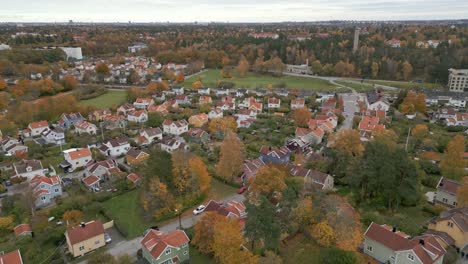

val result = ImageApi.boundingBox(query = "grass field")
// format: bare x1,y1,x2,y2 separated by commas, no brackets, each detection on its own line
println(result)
335,80,374,92
184,70,338,91
190,245,214,264
360,79,441,90
80,90,126,108
102,189,151,239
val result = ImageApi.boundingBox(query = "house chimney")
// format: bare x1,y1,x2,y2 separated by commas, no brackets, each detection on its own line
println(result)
269,146,272,151
80,222,86,228
392,227,397,232
419,239,425,246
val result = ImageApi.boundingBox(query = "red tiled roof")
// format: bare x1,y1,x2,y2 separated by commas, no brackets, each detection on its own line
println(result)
29,120,48,129
14,224,32,236
141,230,190,260
82,175,99,186
66,221,105,245
0,249,23,264
67,148,92,160
127,173,141,183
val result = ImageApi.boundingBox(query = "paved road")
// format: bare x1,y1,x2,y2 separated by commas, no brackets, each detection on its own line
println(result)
78,193,245,263
339,93,360,131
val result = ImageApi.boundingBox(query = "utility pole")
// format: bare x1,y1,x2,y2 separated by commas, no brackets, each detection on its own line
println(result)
405,126,411,152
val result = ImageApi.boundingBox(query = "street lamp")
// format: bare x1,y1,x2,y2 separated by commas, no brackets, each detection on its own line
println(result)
175,208,182,230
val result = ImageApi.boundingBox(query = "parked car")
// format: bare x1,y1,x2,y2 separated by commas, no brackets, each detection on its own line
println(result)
192,205,206,215
104,233,112,244
237,186,247,194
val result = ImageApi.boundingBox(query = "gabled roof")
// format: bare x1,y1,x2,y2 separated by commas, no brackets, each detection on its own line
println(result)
430,207,468,232
28,120,48,129
204,200,246,218
0,249,23,264
14,159,43,174
30,175,61,188
141,230,190,260
82,175,100,186
65,148,92,160
126,148,149,159
106,137,129,147
14,224,32,236
436,177,463,195
127,173,141,184
141,127,162,137
66,220,105,245
163,119,188,128
259,146,290,159
75,121,96,130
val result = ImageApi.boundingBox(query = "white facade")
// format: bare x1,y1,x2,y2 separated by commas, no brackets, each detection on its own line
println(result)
448,69,468,93
163,120,188,136
64,148,92,171
59,47,83,60
368,101,390,112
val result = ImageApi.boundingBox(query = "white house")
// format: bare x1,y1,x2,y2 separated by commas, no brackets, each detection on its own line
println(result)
74,121,97,135
133,98,154,109
28,120,49,137
139,127,163,144
62,148,93,172
198,87,210,95
208,109,223,119
365,90,390,112
291,98,306,109
268,97,281,109
162,119,189,136
41,127,66,145
216,88,230,96
30,175,62,208
13,159,45,181
99,138,131,157
127,110,148,123
160,137,188,153
85,159,120,180
172,87,184,95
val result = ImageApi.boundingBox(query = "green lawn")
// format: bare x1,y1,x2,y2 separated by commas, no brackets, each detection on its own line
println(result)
335,80,374,92
102,189,152,239
190,245,215,264
361,79,442,90
80,90,126,108
184,70,338,91
209,178,237,200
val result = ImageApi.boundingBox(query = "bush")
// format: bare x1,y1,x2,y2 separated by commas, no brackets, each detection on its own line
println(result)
422,204,445,216
320,248,358,264
421,175,440,188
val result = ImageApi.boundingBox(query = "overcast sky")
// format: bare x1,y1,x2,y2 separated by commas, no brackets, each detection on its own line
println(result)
1,0,467,22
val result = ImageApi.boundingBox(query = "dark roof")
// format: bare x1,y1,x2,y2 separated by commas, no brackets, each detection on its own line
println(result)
14,159,43,174
432,207,468,232
436,177,463,195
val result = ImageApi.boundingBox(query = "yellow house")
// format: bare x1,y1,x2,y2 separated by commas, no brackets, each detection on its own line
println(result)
188,113,209,127
427,207,468,249
126,148,150,166
65,220,106,257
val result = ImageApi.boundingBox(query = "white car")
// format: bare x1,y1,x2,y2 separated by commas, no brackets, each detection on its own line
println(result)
192,205,206,215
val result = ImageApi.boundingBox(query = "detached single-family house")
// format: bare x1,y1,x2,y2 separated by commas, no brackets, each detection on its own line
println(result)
188,113,209,127
58,113,85,129
208,109,223,119
117,103,136,116
198,87,210,95
434,177,464,207
187,128,210,143
103,115,127,130
14,224,32,237
137,127,163,145
30,175,62,208
241,158,265,183
267,97,281,109
141,229,190,264
216,88,230,96
199,96,213,105
160,137,188,153
259,146,291,164
85,159,120,180
204,200,247,219
162,120,189,136
364,222,446,264
65,220,106,258
88,109,112,122
13,159,44,181
28,120,49,137
127,110,148,123
127,173,141,186
427,207,468,249
82,175,100,190
291,167,334,191
0,249,24,264
291,98,306,109
175,94,190,105
365,90,390,112
99,138,131,157
126,148,150,166
41,127,66,145
134,98,154,109
62,148,92,172
1,137,28,156
74,121,97,135
172,87,184,95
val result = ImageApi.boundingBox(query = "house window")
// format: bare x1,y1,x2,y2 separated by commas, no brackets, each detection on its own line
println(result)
366,245,373,252
183,251,188,255
182,243,188,248
448,222,454,228
454,202,457,206
55,188,59,193
160,260,172,264
79,245,85,251
442,198,448,203
41,196,46,201
165,248,171,255
408,254,414,261
94,240,100,245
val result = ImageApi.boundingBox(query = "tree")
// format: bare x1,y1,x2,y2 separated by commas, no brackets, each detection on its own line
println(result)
61,75,78,90
192,80,203,89
0,92,10,110
456,177,468,207
212,218,258,264
189,156,211,194
245,196,281,250
145,82,158,95
320,248,358,264
0,79,7,90
371,62,379,78
291,108,312,127
0,215,14,232
176,73,185,83
247,165,287,203
95,63,110,76
402,61,413,81
331,129,364,158
259,251,283,264
399,91,426,114
126,87,143,102
237,57,250,77
311,60,322,75
193,212,227,254
292,197,314,228
208,117,237,136
309,221,336,247
412,124,429,141
63,210,84,225
440,135,466,180
172,151,191,194
216,131,245,182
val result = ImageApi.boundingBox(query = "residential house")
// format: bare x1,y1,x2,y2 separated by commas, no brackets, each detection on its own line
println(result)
216,101,235,111
82,175,100,190
134,98,154,109
58,113,85,129
267,97,281,109
208,109,223,119
188,113,209,127
365,90,390,112
127,173,141,186
434,177,464,207
88,109,112,122
259,146,291,164
99,138,131,157
291,98,306,109
65,220,106,258
295,127,324,145
13,159,44,181
386,38,402,48
446,113,468,127
141,229,190,264
427,207,468,249
241,158,265,183
1,137,28,156
0,249,24,264
41,127,66,145
103,115,127,130
275,89,289,97
137,127,163,145
85,159,120,180
240,97,257,109
175,94,190,105
435,108,456,120
199,96,212,105
235,88,247,97
290,166,334,191
162,120,189,136
172,87,184,95
187,128,210,143
198,87,210,95
127,110,148,123
126,148,150,166
30,175,62,208
204,200,247,219
62,148,92,172
160,137,188,153
28,120,49,137
249,101,263,114
364,222,445,264
74,121,97,135
14,224,32,237
117,103,136,116
216,88,230,96
154,92,166,102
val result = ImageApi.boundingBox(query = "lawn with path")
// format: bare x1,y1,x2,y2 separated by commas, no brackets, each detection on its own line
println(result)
80,90,126,108
183,69,338,91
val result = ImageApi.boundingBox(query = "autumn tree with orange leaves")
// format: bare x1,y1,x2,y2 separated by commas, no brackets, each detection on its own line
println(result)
399,91,426,114
440,135,466,181
247,165,287,203
309,221,336,247
63,210,84,226
291,108,312,127
189,156,212,194
331,129,364,158
216,131,245,183
192,80,203,89
208,116,237,136
61,75,79,90
176,73,185,83
456,177,468,208
193,212,226,254
237,57,250,77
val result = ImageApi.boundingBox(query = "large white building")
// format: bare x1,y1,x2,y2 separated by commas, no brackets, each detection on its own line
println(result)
59,47,83,60
448,69,468,92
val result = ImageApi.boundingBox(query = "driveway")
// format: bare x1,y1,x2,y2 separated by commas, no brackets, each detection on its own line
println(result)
78,193,245,263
